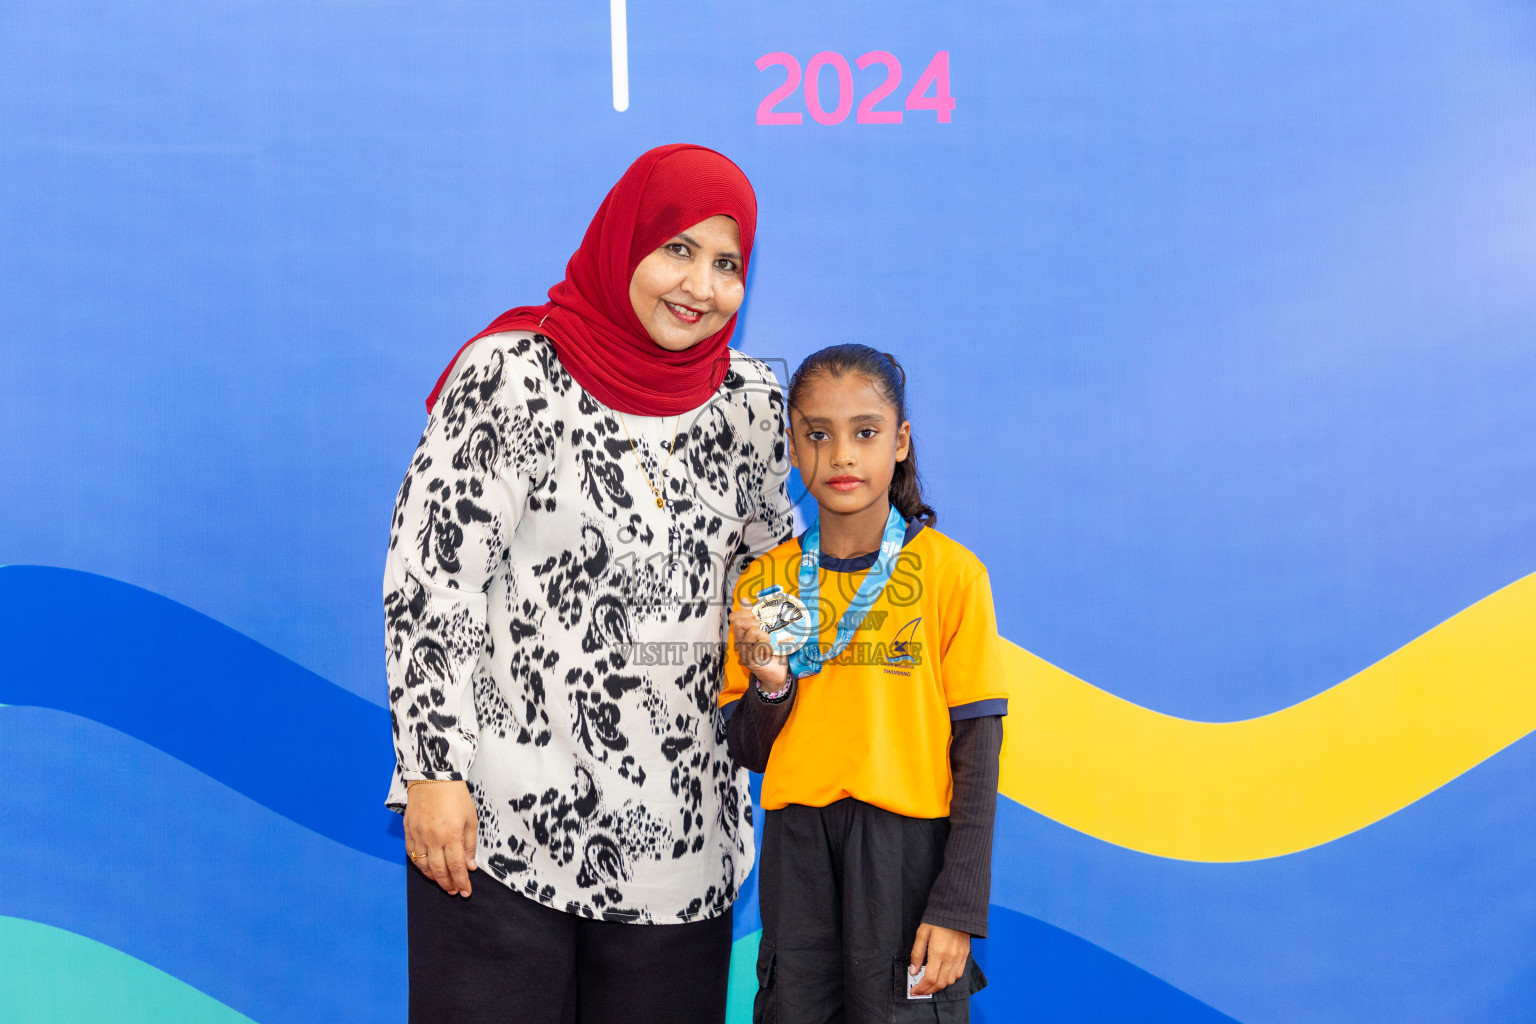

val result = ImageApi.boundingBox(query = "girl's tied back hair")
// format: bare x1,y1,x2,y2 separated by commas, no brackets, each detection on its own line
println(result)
787,344,937,527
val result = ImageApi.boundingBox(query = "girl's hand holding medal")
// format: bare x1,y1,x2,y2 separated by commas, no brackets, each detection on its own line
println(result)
729,599,788,691
729,586,807,693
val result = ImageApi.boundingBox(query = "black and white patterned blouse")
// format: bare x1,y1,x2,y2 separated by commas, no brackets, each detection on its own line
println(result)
384,331,793,924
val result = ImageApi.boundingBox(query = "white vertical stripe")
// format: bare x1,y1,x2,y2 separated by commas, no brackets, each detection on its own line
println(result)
610,0,629,112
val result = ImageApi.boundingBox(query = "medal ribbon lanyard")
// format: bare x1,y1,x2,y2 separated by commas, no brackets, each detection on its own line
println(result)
787,503,907,679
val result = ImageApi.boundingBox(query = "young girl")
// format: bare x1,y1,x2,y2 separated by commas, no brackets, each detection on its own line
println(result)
722,345,1008,1023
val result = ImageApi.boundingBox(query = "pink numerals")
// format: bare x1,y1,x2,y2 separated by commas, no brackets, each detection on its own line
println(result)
855,51,902,124
804,52,854,125
905,51,955,122
754,51,953,126
755,53,803,125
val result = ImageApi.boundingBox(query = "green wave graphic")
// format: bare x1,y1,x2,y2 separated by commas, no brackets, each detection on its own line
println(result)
0,916,257,1024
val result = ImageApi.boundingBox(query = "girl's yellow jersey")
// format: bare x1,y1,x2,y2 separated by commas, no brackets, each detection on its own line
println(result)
721,521,1009,818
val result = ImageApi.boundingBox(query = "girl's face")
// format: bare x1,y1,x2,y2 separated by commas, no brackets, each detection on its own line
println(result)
788,372,911,518
628,215,745,352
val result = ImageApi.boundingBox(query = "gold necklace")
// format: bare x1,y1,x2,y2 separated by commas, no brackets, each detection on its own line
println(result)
618,413,683,510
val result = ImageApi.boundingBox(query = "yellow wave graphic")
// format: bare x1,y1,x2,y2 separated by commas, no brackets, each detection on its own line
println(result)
997,571,1536,862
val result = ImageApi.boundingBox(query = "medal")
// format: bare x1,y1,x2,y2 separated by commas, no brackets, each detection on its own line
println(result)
787,503,907,679
752,585,812,656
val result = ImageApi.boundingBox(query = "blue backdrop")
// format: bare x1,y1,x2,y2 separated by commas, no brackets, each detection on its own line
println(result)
3,2,1535,1021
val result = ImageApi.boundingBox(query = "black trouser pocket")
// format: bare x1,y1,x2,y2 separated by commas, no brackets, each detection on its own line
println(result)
753,937,778,1024
890,954,988,1021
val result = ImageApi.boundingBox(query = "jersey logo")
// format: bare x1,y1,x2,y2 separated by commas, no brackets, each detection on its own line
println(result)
888,616,922,664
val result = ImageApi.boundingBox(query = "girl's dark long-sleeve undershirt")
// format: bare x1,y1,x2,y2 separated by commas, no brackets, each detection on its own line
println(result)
725,676,1003,937
724,674,797,774
920,713,1002,937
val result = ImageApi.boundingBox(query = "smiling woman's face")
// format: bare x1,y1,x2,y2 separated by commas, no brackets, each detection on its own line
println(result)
628,215,745,352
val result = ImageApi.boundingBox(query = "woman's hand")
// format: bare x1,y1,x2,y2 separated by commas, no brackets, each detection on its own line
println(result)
404,780,479,897
908,923,971,996
729,599,789,691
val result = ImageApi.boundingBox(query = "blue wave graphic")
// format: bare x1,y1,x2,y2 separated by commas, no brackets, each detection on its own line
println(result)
3,701,1245,1024
0,565,766,938
0,705,404,1024
733,771,765,939
972,906,1240,1023
0,565,401,861
7,566,1534,1023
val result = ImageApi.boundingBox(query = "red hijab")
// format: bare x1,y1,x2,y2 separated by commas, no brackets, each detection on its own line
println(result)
425,144,758,415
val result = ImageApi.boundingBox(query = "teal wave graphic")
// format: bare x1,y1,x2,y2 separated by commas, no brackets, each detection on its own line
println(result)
0,705,405,1024
0,916,257,1024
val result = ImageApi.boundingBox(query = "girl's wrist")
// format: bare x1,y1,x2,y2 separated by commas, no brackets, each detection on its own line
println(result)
753,671,795,704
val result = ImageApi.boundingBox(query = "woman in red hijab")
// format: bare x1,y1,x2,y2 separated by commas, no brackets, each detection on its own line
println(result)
384,145,793,1023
